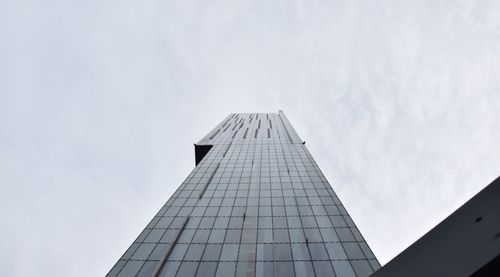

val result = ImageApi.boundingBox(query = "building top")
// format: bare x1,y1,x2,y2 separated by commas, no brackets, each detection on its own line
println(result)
197,111,302,146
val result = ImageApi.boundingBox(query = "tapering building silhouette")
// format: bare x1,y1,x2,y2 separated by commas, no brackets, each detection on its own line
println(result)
107,111,380,277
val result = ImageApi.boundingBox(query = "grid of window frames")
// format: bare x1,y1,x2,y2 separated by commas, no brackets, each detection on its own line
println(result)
107,113,380,277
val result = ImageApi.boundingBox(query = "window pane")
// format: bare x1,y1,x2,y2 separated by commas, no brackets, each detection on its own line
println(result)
192,230,211,243
238,244,256,261
289,229,305,243
257,244,274,261
184,244,205,261
287,217,302,228
291,244,310,261
136,261,157,277
294,261,315,277
131,243,155,260
208,229,226,243
196,262,217,277
259,217,272,229
178,229,195,243
225,229,242,243
159,261,180,277
304,229,322,242
176,261,199,277
220,244,239,261
161,230,179,243
313,261,334,276
331,261,355,277
274,244,292,261
351,260,374,277
214,217,229,229
216,262,236,277
117,261,143,277
228,217,244,229
336,228,355,241
325,242,347,260
149,243,170,260
308,243,328,260
198,217,215,229
167,244,188,260
274,229,290,243
258,229,273,243
319,228,339,242
202,244,222,261
256,262,274,277
275,262,295,277
343,242,365,259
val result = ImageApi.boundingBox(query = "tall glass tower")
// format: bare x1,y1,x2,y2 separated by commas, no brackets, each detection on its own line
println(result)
107,111,380,277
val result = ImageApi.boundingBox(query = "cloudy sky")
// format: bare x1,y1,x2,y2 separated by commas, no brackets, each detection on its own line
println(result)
1,0,500,276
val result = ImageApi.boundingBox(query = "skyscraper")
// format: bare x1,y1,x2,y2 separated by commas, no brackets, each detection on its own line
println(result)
107,111,380,277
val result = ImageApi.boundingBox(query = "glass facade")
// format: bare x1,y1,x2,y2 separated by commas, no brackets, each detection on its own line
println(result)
107,111,380,277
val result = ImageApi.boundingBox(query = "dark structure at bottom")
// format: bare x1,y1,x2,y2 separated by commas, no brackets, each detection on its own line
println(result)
373,176,500,277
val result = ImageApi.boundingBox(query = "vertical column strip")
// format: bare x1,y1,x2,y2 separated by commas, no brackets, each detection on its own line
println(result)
278,114,294,144
199,163,220,199
151,216,190,277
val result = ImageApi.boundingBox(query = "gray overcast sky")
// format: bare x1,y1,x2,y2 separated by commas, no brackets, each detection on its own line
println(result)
1,1,500,276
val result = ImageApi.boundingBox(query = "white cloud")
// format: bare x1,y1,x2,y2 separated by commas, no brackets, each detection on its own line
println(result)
1,0,499,275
